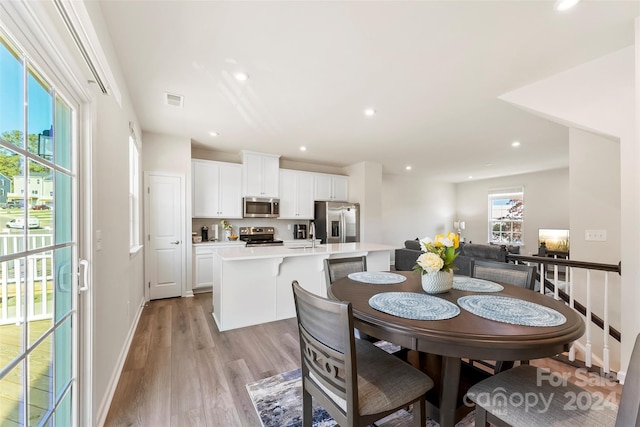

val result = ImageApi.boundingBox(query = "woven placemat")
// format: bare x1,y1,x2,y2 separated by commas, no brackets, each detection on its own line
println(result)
369,292,460,320
457,295,566,327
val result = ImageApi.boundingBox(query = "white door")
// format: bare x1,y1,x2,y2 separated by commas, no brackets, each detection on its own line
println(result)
146,173,184,299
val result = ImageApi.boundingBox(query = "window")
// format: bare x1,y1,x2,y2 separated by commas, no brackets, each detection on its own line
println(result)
488,188,523,245
129,128,141,251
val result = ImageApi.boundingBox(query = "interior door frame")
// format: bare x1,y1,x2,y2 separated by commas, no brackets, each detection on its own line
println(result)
143,171,187,301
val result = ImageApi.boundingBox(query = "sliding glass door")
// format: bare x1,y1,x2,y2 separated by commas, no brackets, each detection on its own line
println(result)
0,30,80,426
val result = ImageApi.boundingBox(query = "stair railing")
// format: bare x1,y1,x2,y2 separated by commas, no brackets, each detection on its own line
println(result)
507,250,621,375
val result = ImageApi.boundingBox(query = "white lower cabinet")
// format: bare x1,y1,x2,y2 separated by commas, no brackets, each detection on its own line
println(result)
193,242,244,290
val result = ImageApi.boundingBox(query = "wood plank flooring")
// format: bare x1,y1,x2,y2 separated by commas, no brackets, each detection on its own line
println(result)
104,293,622,427
104,293,300,427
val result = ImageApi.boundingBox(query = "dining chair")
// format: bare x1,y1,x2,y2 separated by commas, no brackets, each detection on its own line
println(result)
324,256,368,288
469,259,537,373
292,280,433,427
470,259,537,291
467,333,640,427
323,257,406,358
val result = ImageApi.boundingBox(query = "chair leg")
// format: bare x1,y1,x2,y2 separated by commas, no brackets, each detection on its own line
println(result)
302,388,313,427
411,397,426,427
475,406,489,427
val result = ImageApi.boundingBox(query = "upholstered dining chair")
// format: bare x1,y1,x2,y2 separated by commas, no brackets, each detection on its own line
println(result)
324,256,368,288
470,259,538,373
470,259,537,291
292,280,433,427
467,333,640,427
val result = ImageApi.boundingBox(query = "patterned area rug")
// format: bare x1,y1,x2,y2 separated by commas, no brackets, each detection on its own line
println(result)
246,368,475,427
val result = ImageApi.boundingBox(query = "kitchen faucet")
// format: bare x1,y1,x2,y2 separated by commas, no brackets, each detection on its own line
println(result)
309,221,316,248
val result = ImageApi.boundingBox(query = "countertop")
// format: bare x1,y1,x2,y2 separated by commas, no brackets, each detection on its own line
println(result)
193,240,246,247
212,242,397,261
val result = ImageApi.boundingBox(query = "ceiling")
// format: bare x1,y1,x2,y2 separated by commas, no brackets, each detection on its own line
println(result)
98,1,638,182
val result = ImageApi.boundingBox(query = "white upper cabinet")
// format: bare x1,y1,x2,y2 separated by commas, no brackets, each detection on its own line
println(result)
242,151,280,198
313,173,348,201
279,169,314,219
192,159,242,218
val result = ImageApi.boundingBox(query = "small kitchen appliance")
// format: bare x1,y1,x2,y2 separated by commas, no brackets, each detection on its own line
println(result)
201,226,209,242
293,224,307,239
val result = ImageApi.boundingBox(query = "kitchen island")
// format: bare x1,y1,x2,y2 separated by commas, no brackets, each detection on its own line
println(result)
211,242,396,331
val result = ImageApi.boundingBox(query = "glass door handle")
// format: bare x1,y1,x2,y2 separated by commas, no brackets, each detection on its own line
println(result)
78,259,89,292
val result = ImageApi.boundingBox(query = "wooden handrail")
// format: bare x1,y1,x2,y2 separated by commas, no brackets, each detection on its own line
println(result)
507,253,621,274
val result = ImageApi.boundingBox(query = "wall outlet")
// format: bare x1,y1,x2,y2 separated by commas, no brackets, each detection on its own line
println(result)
585,229,607,241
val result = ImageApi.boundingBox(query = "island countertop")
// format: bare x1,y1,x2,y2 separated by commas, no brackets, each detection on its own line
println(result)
212,242,397,261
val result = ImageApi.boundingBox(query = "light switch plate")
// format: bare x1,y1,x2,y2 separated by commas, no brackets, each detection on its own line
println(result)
585,229,607,241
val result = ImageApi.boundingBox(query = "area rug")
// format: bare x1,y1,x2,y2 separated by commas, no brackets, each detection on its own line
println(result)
246,368,475,427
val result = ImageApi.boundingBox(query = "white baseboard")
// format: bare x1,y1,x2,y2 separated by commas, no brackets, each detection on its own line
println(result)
95,297,145,427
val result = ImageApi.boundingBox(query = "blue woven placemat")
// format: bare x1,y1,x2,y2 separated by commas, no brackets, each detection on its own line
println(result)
453,276,503,292
348,272,407,284
457,295,566,327
369,292,460,320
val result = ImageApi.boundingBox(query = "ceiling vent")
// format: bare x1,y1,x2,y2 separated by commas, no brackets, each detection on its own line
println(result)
165,92,184,107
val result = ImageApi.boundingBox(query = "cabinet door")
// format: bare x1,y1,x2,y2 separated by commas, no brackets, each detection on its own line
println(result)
261,155,280,197
218,163,242,218
278,169,298,219
192,160,220,217
313,173,333,201
242,152,280,197
194,250,214,288
331,175,349,202
296,172,314,218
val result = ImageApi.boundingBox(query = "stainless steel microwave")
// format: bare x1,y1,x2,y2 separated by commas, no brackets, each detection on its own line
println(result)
243,197,280,218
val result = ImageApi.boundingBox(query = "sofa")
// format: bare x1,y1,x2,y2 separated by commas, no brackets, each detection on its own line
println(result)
394,240,520,276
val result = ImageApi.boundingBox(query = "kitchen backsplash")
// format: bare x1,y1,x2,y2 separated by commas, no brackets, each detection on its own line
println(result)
192,218,311,241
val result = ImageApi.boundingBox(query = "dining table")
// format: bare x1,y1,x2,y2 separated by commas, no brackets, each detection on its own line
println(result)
328,270,585,427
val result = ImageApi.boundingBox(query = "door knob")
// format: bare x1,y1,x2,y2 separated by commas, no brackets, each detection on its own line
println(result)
170,240,180,244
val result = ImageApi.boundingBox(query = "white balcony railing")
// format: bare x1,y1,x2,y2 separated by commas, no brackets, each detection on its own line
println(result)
0,233,54,325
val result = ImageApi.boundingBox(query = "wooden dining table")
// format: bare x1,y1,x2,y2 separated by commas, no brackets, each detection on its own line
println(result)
328,271,585,427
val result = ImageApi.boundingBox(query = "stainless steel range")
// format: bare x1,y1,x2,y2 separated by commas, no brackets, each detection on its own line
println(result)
239,227,284,247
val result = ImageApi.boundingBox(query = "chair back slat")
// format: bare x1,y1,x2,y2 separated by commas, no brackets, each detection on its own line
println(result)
472,259,536,290
292,281,357,412
324,256,367,286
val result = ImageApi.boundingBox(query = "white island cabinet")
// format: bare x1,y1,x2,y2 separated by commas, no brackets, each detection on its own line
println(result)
211,243,395,331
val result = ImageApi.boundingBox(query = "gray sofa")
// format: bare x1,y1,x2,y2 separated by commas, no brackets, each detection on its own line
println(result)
394,240,520,276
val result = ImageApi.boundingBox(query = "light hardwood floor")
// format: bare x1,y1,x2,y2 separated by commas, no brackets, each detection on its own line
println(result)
104,292,622,426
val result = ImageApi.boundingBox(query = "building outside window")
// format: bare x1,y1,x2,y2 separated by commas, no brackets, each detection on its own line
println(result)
488,188,524,245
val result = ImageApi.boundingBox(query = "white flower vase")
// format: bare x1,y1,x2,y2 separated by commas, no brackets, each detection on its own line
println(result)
421,270,453,294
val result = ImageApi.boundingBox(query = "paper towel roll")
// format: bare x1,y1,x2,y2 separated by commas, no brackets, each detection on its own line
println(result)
213,224,219,241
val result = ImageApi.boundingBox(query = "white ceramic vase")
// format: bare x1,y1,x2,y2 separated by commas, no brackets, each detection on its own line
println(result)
421,270,453,294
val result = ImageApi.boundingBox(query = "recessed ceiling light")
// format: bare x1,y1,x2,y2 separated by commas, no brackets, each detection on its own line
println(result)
405,166,412,171
554,0,580,11
209,131,219,137
234,72,249,81
364,108,376,117
468,175,473,179
512,141,521,147
300,146,307,151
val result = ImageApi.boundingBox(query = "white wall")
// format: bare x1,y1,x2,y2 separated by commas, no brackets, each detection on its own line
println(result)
455,169,570,254
569,128,622,369
142,132,193,295
346,161,384,243
381,174,456,252
81,2,147,424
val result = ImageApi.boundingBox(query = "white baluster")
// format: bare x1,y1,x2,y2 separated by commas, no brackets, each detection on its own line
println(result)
568,267,576,362
603,272,610,374
585,269,592,368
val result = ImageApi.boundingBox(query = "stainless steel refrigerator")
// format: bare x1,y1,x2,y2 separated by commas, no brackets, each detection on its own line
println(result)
313,201,360,244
